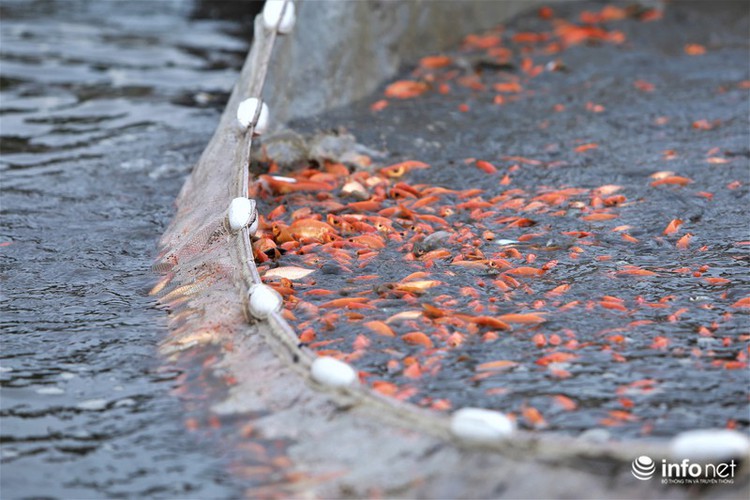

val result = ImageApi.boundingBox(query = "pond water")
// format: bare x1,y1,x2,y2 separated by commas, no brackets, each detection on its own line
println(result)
255,0,749,439
0,1,261,497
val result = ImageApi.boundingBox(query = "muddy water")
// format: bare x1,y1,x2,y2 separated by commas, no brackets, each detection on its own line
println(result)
0,1,260,497
262,1,749,439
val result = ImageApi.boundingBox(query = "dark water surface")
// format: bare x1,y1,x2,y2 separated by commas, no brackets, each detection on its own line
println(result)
0,1,260,497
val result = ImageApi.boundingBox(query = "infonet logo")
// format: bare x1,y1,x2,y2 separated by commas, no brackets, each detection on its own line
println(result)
631,456,656,480
631,456,738,485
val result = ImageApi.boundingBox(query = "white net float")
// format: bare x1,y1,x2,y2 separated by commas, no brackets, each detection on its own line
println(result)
310,356,359,387
262,0,296,34
450,407,515,443
236,97,269,134
670,429,750,462
247,283,283,319
227,197,258,233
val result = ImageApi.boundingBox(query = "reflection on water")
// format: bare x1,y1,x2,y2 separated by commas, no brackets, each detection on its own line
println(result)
0,0,260,497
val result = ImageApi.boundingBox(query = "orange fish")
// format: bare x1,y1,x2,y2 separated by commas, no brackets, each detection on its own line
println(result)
676,233,692,250
283,218,336,242
372,381,398,396
651,176,693,187
505,266,544,277
394,280,441,294
582,213,618,221
402,332,433,348
522,406,547,428
574,143,598,153
663,219,683,235
466,316,512,330
497,313,547,324
476,360,518,372
684,43,706,56
319,297,372,309
536,352,578,366
553,395,577,411
616,267,657,277
475,160,498,174
419,55,452,69
380,160,429,178
385,80,428,99
363,321,395,337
